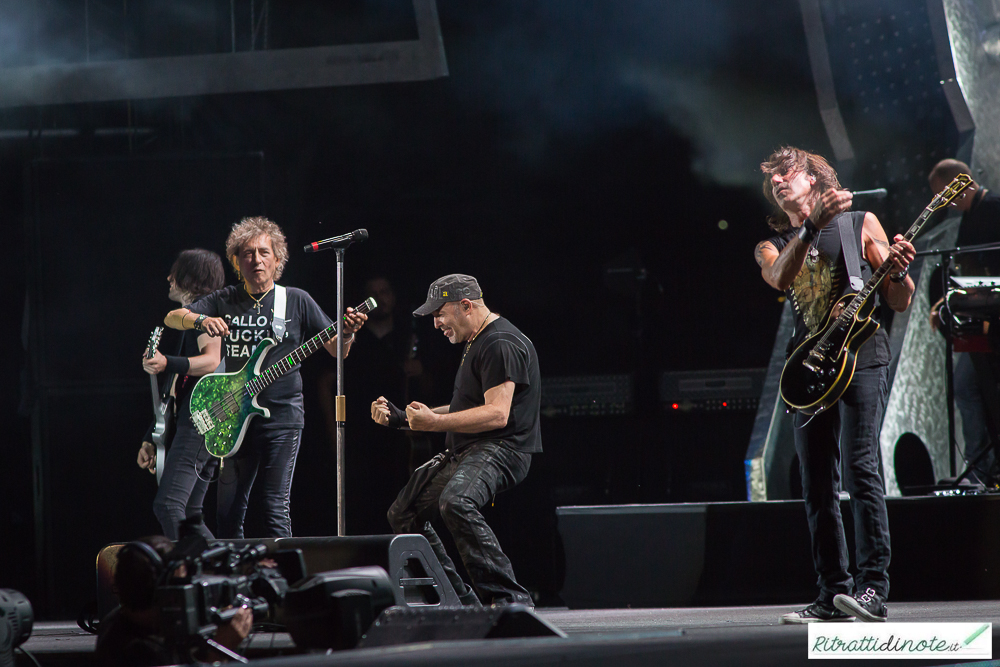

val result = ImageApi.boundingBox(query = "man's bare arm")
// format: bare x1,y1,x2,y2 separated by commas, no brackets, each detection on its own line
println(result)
187,334,223,376
165,307,229,337
757,239,809,291
407,381,514,433
863,212,914,312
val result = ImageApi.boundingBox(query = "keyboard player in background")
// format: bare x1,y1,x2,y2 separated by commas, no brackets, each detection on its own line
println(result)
928,159,1000,486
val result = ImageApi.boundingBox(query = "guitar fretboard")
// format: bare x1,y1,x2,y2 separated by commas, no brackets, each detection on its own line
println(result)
815,175,971,351
245,298,375,396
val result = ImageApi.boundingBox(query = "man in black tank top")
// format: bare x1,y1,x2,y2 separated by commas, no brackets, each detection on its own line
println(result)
755,147,915,623
371,274,540,607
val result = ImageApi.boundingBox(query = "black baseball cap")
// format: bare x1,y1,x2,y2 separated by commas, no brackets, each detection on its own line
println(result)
413,274,483,316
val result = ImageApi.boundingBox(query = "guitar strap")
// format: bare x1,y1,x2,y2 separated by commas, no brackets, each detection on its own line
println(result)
837,212,866,292
272,284,287,340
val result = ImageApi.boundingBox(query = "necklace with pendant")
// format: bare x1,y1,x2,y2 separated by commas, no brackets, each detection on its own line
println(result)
247,285,273,313
461,311,492,368
806,227,824,263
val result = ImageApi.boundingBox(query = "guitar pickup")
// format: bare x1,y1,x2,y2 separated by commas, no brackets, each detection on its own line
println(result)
191,410,214,435
802,360,821,373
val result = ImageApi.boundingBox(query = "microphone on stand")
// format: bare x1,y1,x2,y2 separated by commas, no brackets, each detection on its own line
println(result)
850,188,888,199
304,229,368,253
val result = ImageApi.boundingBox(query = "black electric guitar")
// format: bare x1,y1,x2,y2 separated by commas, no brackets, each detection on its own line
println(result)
780,174,973,416
145,326,175,484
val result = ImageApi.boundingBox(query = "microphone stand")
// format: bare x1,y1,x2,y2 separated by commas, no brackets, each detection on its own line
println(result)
914,240,1000,481
306,231,366,535
335,248,347,536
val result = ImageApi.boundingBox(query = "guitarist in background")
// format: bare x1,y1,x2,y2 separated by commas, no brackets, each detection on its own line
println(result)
138,249,225,540
164,217,367,538
754,147,914,624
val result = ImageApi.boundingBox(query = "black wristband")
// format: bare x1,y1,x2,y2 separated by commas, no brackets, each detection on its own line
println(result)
163,355,191,375
797,220,819,244
384,399,407,429
890,266,909,283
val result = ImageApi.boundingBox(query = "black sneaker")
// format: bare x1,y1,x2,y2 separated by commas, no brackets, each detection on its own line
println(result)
780,601,854,624
834,588,888,622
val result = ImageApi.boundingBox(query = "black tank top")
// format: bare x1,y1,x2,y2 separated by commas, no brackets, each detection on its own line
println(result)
766,211,890,369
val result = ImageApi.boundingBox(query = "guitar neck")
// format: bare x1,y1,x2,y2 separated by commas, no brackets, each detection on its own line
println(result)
247,298,375,395
814,174,971,345
851,203,937,305
151,375,162,415
146,326,165,415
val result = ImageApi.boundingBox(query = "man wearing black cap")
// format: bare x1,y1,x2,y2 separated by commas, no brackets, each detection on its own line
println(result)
371,274,541,607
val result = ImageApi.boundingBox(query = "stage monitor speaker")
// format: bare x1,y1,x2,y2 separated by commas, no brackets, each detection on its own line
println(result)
283,566,397,651
357,604,566,647
275,535,461,608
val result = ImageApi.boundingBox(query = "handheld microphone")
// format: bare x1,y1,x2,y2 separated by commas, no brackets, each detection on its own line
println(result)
304,229,368,253
850,188,888,199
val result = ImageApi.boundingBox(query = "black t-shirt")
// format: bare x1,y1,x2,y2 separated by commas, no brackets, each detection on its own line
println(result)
956,189,1000,276
446,317,542,454
765,211,890,370
173,327,204,406
188,285,333,428
143,328,204,443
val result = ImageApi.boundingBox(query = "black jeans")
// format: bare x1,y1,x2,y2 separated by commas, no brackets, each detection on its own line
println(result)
793,365,891,603
954,352,995,483
217,423,302,538
153,400,216,541
387,441,532,605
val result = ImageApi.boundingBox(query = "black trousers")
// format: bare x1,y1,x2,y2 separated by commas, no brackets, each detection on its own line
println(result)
217,422,302,538
152,399,216,540
793,365,891,603
387,441,532,605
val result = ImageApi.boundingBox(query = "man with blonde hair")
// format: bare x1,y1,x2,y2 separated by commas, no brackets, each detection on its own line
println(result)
165,217,367,538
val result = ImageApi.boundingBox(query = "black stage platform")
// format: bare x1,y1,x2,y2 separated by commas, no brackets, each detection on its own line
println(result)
21,602,1000,666
16,496,1000,665
559,494,1000,608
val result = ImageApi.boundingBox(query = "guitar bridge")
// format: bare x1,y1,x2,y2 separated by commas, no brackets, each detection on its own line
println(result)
191,409,214,435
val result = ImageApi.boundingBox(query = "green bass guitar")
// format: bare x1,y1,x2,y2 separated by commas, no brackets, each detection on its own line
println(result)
189,297,376,457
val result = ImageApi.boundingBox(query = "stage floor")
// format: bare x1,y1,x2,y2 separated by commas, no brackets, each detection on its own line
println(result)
23,601,1000,666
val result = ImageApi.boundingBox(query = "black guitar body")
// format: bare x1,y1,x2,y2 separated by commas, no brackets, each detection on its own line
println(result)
780,293,879,416
777,173,971,416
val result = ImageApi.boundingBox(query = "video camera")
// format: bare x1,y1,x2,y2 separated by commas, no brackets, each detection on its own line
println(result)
120,516,397,660
156,543,302,642
145,517,306,659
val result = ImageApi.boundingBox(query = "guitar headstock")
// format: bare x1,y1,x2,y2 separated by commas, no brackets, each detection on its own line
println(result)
145,326,164,359
929,173,973,212
359,297,377,314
